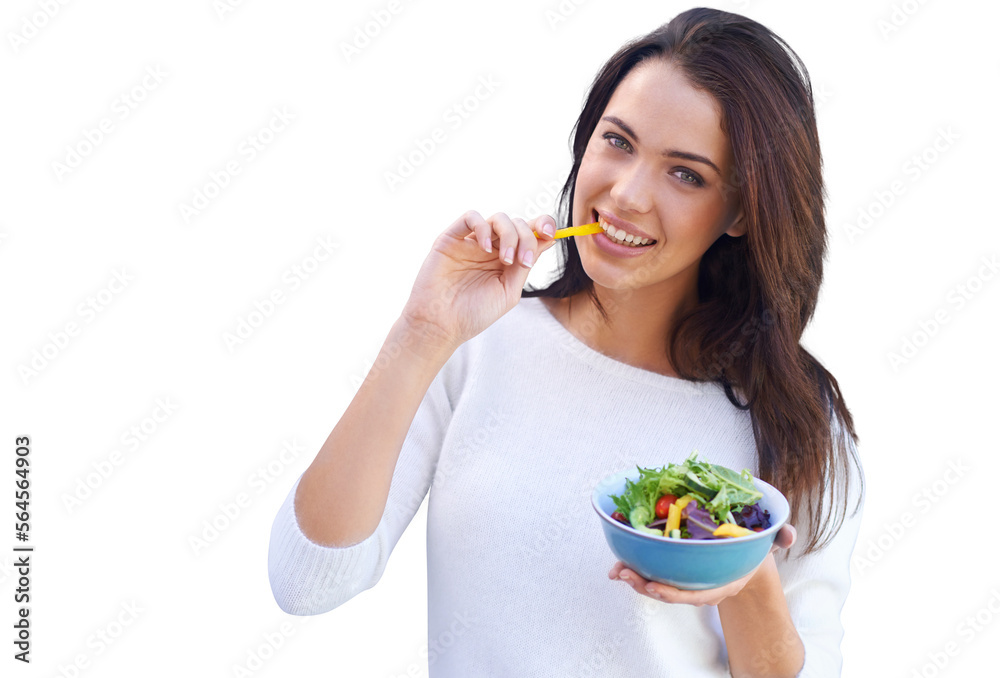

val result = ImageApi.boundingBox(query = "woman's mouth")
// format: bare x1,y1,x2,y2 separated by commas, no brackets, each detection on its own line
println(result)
593,211,656,247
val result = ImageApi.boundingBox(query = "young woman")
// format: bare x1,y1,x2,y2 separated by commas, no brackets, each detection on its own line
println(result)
269,8,864,677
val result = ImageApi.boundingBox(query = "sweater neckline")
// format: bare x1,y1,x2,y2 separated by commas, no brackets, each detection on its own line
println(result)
520,295,717,395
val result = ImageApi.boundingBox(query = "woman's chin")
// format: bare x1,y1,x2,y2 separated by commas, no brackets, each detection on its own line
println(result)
579,249,660,291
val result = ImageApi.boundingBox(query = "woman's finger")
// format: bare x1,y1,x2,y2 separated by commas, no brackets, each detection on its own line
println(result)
488,212,521,266
770,524,796,553
614,567,646,593
643,578,746,607
611,561,760,607
510,217,538,268
614,567,711,606
445,209,493,254
529,214,558,240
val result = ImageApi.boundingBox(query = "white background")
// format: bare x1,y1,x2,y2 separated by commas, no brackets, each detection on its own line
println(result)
1,0,997,676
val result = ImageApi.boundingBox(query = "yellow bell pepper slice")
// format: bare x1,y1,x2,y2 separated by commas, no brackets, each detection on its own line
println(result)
713,523,754,538
665,503,682,534
674,494,696,510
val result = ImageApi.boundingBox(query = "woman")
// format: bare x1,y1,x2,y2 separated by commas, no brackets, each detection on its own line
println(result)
268,7,864,677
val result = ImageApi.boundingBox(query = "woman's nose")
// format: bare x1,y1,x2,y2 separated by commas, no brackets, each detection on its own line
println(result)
608,163,653,214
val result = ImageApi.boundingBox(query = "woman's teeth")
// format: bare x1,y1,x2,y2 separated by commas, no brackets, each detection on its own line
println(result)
598,217,654,247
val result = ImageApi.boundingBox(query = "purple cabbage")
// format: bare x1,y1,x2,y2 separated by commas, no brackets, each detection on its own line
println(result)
731,503,771,530
681,500,719,540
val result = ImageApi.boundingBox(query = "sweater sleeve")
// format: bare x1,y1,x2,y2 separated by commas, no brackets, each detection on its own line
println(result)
267,342,465,616
774,417,866,678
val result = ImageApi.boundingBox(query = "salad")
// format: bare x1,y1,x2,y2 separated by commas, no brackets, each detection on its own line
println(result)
608,451,771,539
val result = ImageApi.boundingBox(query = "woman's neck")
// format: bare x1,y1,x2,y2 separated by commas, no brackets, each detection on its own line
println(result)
541,283,697,378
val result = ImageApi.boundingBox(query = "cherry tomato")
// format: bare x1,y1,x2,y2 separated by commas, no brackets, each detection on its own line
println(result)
654,494,678,519
752,527,763,532
611,511,628,524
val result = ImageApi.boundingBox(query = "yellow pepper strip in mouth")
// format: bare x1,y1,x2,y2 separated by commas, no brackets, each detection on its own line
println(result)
712,523,755,538
532,222,603,239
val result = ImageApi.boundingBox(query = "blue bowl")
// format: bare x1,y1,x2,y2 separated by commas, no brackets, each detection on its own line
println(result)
591,467,790,590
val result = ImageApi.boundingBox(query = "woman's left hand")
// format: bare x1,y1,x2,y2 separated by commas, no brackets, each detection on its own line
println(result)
608,524,797,607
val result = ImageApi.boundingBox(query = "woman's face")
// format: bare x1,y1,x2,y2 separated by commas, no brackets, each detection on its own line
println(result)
572,57,745,295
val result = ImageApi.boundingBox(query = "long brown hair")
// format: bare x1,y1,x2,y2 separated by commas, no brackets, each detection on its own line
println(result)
523,7,863,556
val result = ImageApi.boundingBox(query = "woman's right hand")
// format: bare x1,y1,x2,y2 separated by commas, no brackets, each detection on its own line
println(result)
400,210,560,352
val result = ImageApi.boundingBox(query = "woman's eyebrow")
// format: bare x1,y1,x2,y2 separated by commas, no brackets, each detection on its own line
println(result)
601,115,721,176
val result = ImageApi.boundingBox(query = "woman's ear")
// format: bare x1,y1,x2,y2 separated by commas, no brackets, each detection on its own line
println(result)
725,209,747,238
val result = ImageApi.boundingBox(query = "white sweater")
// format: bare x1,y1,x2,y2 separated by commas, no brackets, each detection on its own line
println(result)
268,296,864,677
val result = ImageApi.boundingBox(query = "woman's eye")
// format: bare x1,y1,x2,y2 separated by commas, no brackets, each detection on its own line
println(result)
675,169,704,187
602,132,631,152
